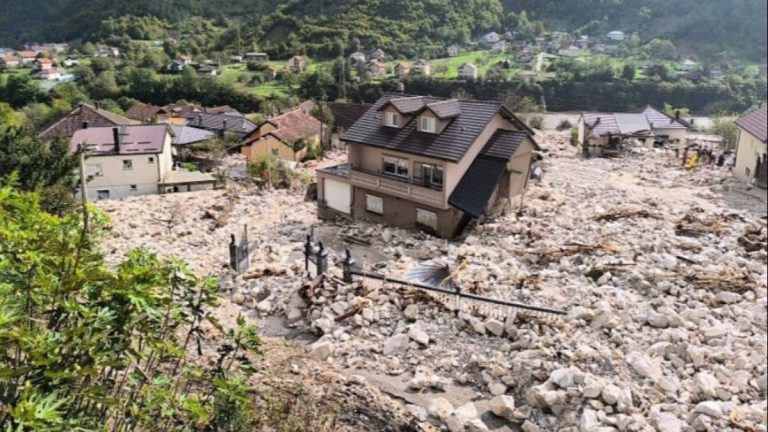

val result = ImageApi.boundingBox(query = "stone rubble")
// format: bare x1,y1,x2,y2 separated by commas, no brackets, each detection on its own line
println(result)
98,130,767,432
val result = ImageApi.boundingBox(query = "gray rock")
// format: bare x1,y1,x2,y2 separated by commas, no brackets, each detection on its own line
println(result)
602,384,621,405
383,333,410,355
446,402,478,432
309,341,333,360
580,408,601,430
489,395,516,419
549,368,575,389
426,397,454,421
467,418,490,432
408,326,430,346
521,420,541,432
654,413,685,432
489,381,507,396
403,304,419,321
484,319,505,337
693,401,723,418
694,372,719,398
627,351,662,380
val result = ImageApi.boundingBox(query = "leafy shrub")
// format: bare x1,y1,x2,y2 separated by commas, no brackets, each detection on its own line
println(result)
0,185,263,431
556,119,573,131
528,115,545,130
570,127,580,146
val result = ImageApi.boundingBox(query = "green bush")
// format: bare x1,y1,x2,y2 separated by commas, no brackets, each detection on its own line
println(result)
0,184,262,431
528,115,545,130
556,119,573,131
570,126,580,146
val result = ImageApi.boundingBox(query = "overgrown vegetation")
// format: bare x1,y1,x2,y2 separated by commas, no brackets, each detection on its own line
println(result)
0,183,264,430
247,155,312,189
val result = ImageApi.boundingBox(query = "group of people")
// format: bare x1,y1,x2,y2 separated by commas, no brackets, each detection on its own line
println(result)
681,143,734,170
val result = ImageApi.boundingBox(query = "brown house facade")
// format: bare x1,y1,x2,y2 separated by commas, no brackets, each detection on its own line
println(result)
317,95,537,238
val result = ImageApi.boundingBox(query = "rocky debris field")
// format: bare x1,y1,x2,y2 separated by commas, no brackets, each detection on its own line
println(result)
98,131,767,432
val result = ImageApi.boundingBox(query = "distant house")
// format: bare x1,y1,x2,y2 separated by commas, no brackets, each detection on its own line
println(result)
411,59,431,76
491,40,507,53
458,63,478,80
196,64,218,75
230,55,244,63
364,60,386,78
349,52,367,66
447,45,461,57
605,31,626,42
558,46,581,58
245,52,269,63
516,50,534,63
205,106,241,115
370,49,386,61
734,107,767,188
16,51,37,65
480,32,501,47
63,58,79,67
241,107,323,162
576,35,591,49
394,62,411,78
709,70,725,81
125,103,169,123
166,60,187,73
0,54,19,69
678,59,699,71
94,45,119,58
70,124,215,199
187,112,256,138
517,70,537,83
171,125,217,159
34,58,53,70
35,68,62,80
264,66,278,80
287,55,306,72
40,103,136,140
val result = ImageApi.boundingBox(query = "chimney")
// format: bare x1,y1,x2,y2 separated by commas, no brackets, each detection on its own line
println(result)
95,101,100,110
112,127,120,153
82,121,89,129
222,119,227,130
690,118,695,126
675,110,681,120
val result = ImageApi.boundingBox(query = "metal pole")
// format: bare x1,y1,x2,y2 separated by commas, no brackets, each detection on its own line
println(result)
78,143,90,232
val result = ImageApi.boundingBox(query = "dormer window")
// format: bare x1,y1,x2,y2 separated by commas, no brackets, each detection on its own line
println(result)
420,116,437,133
384,111,400,128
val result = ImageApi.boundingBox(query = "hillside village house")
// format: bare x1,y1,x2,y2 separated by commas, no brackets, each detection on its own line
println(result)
447,45,461,57
370,49,386,61
316,95,538,238
16,51,37,65
365,59,386,78
287,55,307,72
458,63,478,80
411,59,431,76
34,58,54,70
1,54,20,69
94,45,119,58
125,103,169,123
577,106,691,156
349,52,367,66
394,62,411,77
40,103,137,140
196,64,218,75
605,31,627,42
187,111,256,138
734,107,767,189
241,107,322,162
35,68,62,80
70,125,215,199
480,32,501,47
245,52,269,63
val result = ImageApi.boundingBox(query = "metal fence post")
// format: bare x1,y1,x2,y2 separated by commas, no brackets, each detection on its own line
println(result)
316,242,328,275
342,249,355,283
229,234,238,272
304,235,313,272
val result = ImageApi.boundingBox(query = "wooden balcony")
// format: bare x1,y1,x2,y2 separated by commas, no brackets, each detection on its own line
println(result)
349,166,446,208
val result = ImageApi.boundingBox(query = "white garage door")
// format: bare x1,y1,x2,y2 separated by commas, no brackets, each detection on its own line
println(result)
324,178,351,214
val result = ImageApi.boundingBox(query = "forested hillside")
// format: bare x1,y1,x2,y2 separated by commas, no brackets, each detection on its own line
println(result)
0,0,765,61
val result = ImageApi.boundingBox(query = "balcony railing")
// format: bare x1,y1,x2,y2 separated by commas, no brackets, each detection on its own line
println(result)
349,165,445,208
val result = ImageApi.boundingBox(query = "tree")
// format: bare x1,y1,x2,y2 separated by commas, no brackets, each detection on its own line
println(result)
0,185,263,431
621,64,636,81
0,128,78,190
0,103,20,132
0,74,44,108
710,117,739,150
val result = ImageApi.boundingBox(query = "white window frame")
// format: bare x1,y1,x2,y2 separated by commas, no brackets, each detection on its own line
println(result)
365,194,384,215
122,159,133,170
420,163,443,188
86,163,103,177
416,208,438,230
382,155,409,178
385,111,400,128
420,116,437,133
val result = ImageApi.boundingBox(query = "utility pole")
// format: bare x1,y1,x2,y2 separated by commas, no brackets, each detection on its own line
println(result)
77,143,90,232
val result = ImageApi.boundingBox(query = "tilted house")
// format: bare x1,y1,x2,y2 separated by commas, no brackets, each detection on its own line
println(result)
70,125,215,199
458,62,478,80
734,107,767,188
241,107,322,162
40,103,137,140
316,95,538,239
411,59,431,76
186,112,256,138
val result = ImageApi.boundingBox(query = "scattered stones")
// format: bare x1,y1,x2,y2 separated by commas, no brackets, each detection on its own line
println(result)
627,351,663,380
693,401,723,419
309,340,334,361
489,395,516,419
383,334,409,355
445,402,478,432
426,397,453,421
407,326,430,346
484,319,504,337
403,304,419,321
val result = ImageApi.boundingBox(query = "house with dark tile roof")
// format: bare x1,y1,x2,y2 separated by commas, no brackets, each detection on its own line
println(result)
125,103,169,123
240,107,322,162
40,103,137,140
186,112,256,137
577,106,691,156
316,94,538,238
734,107,767,188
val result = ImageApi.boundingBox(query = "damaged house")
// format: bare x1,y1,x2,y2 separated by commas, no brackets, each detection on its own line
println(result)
578,106,691,157
316,95,538,239
734,107,767,189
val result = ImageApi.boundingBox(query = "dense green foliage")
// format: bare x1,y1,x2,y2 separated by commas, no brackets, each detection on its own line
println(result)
0,129,78,192
0,0,765,61
0,184,264,430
